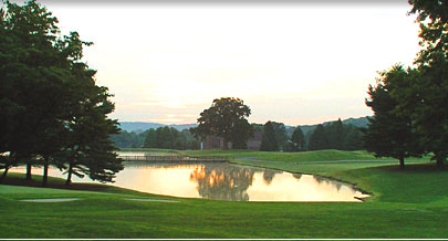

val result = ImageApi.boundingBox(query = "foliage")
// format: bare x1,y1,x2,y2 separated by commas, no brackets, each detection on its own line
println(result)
143,127,199,150
270,121,288,151
379,0,448,167
111,130,147,148
364,65,423,168
289,126,305,152
191,97,253,150
342,125,364,151
0,0,122,185
260,121,278,151
308,121,364,151
308,124,328,151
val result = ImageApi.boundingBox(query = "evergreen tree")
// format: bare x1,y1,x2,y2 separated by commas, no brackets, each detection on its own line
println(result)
144,129,157,148
0,0,67,182
290,127,305,151
260,121,279,151
271,122,288,151
0,1,123,184
364,65,422,168
325,119,344,150
308,124,328,151
343,126,364,151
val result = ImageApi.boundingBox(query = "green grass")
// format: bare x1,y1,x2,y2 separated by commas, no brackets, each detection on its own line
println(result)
1,149,447,238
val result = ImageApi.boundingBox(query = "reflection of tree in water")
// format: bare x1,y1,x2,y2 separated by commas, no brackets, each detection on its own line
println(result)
313,175,343,190
262,169,283,185
189,164,256,201
292,173,302,180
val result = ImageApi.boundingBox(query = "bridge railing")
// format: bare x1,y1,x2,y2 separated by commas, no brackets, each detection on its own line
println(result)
118,155,228,162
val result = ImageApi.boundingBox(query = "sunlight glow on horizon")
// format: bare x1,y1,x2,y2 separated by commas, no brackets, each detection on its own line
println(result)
36,2,421,126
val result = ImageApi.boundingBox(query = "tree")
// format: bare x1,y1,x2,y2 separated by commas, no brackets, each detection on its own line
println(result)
260,121,278,151
144,129,157,148
343,126,364,151
0,0,123,184
191,97,253,150
308,124,328,151
325,119,344,150
0,0,67,182
392,1,448,167
364,65,423,169
271,122,288,151
111,129,148,148
290,126,305,152
55,80,123,185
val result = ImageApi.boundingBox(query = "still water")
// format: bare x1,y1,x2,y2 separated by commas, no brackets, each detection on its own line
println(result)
11,161,369,202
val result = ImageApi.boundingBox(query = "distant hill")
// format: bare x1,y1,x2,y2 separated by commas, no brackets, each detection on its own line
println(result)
298,116,369,136
118,122,197,133
118,116,369,134
337,116,369,128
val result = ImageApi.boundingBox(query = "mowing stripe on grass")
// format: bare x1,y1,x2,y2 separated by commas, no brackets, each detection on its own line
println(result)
20,198,81,202
125,198,180,203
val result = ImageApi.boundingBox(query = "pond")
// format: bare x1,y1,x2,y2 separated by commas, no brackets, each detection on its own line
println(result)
11,161,369,202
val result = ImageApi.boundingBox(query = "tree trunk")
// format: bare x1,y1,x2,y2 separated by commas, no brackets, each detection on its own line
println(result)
0,167,9,183
0,155,13,183
42,157,49,187
66,161,73,186
26,162,32,180
222,138,228,150
399,157,405,169
434,151,446,168
436,158,445,168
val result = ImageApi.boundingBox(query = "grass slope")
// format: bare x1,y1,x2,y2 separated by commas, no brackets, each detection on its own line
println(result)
1,149,447,238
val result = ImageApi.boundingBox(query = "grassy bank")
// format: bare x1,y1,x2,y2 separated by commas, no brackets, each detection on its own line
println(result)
1,149,447,238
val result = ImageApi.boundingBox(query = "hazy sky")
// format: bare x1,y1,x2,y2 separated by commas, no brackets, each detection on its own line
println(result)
35,1,421,126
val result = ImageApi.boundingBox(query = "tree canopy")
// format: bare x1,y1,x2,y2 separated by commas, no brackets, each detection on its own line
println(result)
0,0,122,185
289,126,305,152
191,97,253,150
405,0,448,167
260,121,278,151
364,65,423,168
363,0,448,168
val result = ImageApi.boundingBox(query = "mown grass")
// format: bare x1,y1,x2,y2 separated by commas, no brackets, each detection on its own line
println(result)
1,149,447,238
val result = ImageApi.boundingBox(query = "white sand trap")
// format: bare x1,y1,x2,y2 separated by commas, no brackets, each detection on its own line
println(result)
20,198,81,203
125,198,179,203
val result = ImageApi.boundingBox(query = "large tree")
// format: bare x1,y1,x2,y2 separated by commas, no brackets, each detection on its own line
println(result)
0,0,122,184
325,119,344,150
0,0,67,182
271,122,288,151
308,124,328,151
260,121,278,151
392,0,448,167
191,97,252,150
364,65,423,169
289,126,305,152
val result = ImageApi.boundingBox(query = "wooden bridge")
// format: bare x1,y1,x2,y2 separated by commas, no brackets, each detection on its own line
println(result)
119,155,228,163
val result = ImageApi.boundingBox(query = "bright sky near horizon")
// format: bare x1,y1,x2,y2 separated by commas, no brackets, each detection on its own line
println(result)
35,1,421,126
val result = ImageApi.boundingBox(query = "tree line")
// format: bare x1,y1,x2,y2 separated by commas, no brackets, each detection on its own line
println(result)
364,0,448,168
111,127,200,150
112,118,365,152
259,119,363,152
0,1,122,185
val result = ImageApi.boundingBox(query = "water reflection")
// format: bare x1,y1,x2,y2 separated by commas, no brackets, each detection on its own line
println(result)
190,165,255,201
118,162,368,202
11,162,369,202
